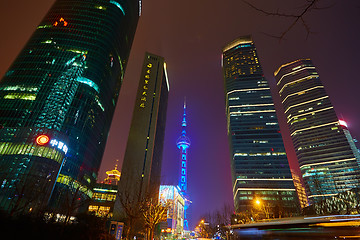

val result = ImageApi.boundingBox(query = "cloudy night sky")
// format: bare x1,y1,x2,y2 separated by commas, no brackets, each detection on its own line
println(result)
1,0,360,228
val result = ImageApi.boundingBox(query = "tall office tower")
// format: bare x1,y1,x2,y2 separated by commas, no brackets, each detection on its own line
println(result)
275,59,360,203
222,36,297,215
176,100,191,229
113,53,169,220
0,0,140,212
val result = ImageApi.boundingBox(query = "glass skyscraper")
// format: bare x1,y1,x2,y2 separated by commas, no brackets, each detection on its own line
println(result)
113,52,169,220
222,36,297,215
275,59,360,203
0,0,140,213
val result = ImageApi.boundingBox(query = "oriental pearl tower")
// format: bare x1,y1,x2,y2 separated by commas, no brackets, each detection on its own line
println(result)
176,99,191,230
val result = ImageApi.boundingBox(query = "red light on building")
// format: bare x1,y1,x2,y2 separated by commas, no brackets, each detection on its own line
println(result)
53,17,68,27
36,135,49,145
339,120,348,128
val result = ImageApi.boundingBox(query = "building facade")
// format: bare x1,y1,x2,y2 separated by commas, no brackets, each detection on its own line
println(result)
291,170,308,209
275,59,360,203
222,36,298,215
113,52,169,220
0,0,140,213
88,164,120,218
159,185,185,237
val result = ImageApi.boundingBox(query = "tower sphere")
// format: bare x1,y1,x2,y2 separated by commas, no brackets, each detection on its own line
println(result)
176,135,191,149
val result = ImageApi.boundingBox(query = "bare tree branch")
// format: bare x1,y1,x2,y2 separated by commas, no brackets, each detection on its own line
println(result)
242,0,334,40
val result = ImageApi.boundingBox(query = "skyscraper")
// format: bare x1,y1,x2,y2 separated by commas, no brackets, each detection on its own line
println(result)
274,59,360,203
222,36,297,215
0,0,140,212
176,100,191,230
113,52,169,220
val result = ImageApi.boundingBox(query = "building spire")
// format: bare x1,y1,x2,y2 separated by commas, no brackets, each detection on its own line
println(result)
182,97,187,128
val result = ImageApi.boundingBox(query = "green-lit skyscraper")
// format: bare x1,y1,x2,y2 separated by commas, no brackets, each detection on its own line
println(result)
222,36,298,216
0,0,140,213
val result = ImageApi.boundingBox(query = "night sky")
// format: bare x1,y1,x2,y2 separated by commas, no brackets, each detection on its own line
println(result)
1,0,360,229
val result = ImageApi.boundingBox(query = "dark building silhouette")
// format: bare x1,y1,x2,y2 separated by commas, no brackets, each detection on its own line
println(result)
275,59,360,203
0,0,140,212
222,36,298,215
113,52,169,220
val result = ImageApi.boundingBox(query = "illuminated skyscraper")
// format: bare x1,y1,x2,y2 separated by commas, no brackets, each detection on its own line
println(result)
176,100,191,229
0,0,140,212
113,53,169,220
222,36,297,215
275,59,360,203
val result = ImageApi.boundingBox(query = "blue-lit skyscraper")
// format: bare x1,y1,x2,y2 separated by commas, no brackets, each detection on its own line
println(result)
176,100,191,230
0,0,140,213
222,36,298,215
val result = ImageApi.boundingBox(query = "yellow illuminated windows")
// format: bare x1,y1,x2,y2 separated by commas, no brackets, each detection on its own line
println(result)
3,93,37,101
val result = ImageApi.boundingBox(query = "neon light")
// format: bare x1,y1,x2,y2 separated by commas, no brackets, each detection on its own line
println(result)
233,179,294,193
277,66,316,86
285,96,329,113
234,188,296,200
230,109,276,116
279,75,319,94
274,59,311,76
53,17,68,27
0,142,63,163
308,193,339,198
287,106,333,123
235,188,296,191
57,174,93,197
223,38,253,53
236,178,293,181
77,77,99,93
339,120,348,128
4,93,36,101
227,87,270,95
229,103,274,108
93,188,117,193
281,86,324,103
50,139,68,154
163,62,170,91
291,121,338,136
110,0,125,15
36,135,49,145
300,157,357,169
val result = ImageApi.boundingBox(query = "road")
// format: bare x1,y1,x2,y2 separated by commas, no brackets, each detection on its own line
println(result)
230,215,360,239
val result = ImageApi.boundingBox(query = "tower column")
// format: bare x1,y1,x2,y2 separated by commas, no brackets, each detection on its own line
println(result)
176,100,191,230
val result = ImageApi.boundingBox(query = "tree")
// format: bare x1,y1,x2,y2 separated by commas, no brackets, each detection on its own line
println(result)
199,204,234,239
140,198,169,240
242,0,335,40
116,185,143,240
